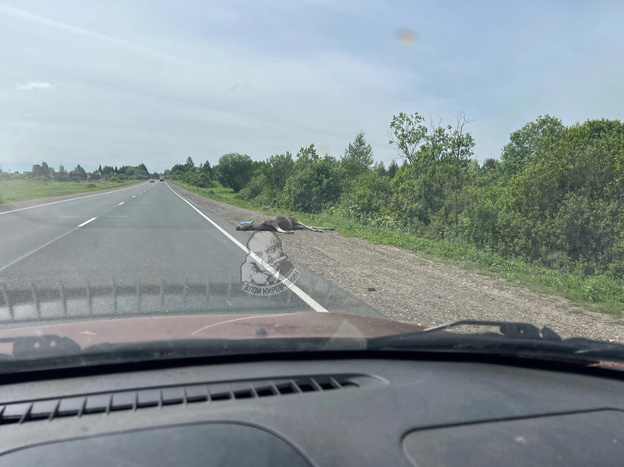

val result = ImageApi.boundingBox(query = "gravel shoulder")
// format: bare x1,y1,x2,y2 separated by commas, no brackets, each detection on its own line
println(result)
171,183,624,343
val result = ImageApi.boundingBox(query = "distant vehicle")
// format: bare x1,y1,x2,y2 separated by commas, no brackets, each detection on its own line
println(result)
159,176,164,181
149,179,155,183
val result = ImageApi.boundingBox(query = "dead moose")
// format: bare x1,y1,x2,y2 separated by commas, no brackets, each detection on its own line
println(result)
236,215,334,234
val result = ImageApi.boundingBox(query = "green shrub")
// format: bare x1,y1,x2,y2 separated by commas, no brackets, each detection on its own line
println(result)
283,156,346,213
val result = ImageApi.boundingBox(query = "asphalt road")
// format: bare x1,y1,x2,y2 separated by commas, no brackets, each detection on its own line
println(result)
0,181,383,325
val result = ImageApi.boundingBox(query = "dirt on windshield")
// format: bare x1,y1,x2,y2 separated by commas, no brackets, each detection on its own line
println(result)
171,184,624,344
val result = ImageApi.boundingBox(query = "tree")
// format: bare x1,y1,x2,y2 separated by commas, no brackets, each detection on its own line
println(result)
216,153,254,192
262,152,295,195
283,155,346,213
341,131,374,178
373,161,386,177
170,163,187,175
73,164,87,177
386,112,475,233
388,112,428,163
294,144,320,170
54,165,70,181
137,163,149,175
481,158,500,171
199,161,213,179
31,161,52,178
443,112,475,227
185,157,195,172
500,115,564,176
100,165,114,177
387,160,399,178
340,171,393,223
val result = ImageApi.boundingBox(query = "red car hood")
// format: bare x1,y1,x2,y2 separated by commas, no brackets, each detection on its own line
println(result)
0,313,424,349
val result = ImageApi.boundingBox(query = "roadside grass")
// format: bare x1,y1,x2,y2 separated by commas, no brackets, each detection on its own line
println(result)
0,179,140,204
174,182,253,209
173,181,624,316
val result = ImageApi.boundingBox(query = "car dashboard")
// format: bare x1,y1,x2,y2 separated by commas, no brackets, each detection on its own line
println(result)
0,356,622,466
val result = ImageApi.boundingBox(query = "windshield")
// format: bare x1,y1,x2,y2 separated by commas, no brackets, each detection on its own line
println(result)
1,1,623,367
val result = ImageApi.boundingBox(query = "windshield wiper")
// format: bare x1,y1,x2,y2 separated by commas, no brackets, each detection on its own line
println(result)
0,335,81,360
367,320,624,363
419,320,562,341
2,322,624,375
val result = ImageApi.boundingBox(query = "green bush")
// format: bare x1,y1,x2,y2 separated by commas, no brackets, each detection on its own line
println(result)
283,155,346,213
236,176,264,201
339,171,392,223
216,153,253,192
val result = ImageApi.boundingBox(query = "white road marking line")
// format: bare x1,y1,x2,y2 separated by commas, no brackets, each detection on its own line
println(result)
0,183,155,273
132,196,136,198
78,217,97,227
0,182,150,216
118,202,124,206
166,183,329,313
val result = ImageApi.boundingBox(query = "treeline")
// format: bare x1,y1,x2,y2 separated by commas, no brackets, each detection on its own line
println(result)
164,158,215,188
98,164,160,181
1,162,160,182
167,113,624,280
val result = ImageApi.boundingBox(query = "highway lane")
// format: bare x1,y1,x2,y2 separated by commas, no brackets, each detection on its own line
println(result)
0,181,383,325
0,182,154,270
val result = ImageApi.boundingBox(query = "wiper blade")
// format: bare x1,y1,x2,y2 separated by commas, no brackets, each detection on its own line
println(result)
0,335,81,360
367,320,624,363
420,320,562,341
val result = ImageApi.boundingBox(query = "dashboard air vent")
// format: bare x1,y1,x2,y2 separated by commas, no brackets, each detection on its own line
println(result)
0,374,383,425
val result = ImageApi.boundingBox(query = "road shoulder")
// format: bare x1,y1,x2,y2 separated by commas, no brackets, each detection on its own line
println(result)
169,183,624,342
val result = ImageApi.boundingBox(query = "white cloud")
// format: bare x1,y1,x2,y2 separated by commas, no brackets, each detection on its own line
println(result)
15,81,53,91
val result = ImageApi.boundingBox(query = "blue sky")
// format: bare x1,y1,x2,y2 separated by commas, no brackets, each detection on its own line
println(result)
1,0,623,173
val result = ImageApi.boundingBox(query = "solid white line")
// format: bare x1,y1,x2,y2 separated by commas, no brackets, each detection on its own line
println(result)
78,217,97,227
0,182,149,217
166,183,328,313
118,202,124,206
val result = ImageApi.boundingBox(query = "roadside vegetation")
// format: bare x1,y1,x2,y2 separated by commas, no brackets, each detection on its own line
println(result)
0,179,139,204
0,162,158,203
167,114,624,316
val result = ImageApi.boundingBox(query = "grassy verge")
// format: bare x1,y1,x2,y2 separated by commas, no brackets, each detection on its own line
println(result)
0,179,141,204
173,181,624,316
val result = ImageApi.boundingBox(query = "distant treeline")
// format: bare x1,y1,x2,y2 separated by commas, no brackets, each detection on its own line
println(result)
2,163,160,182
166,113,624,280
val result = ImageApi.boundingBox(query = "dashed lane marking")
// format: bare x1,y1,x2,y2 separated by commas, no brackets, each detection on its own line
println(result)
78,217,97,227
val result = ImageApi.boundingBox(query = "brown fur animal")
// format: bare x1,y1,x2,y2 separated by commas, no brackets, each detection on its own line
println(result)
236,215,334,234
